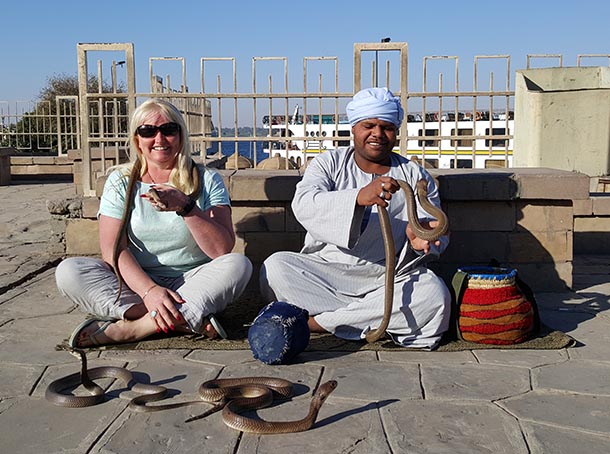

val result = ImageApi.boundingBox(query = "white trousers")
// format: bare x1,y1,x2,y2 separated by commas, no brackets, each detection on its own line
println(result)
56,253,252,334
260,251,450,349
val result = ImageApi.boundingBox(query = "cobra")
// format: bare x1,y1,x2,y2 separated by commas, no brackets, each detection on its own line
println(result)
365,178,449,343
45,347,338,434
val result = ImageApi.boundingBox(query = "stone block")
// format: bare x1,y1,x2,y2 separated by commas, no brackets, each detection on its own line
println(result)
514,168,590,200
55,156,74,165
70,147,129,160
48,218,67,236
66,219,100,255
9,156,33,165
232,206,285,232
441,231,509,263
574,216,610,254
573,198,593,216
286,205,305,232
229,170,301,201
447,201,515,231
82,197,100,219
0,148,11,186
574,217,610,232
509,231,571,263
516,201,573,232
217,170,235,194
96,175,108,197
232,235,246,256
434,169,517,201
513,261,572,291
10,164,73,175
32,157,57,165
435,261,572,292
592,196,610,215
238,232,303,263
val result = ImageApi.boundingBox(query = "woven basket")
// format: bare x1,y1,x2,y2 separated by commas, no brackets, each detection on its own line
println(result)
451,266,538,345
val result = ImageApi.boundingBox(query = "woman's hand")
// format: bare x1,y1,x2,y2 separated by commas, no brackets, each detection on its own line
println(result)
140,184,190,213
141,284,185,333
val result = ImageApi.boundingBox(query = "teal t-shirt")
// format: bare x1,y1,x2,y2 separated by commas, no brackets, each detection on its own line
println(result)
98,165,230,278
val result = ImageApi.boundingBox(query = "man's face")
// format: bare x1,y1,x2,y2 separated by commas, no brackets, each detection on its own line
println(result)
352,118,397,163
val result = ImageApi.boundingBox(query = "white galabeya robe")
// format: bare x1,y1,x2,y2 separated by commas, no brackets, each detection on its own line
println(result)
260,147,451,349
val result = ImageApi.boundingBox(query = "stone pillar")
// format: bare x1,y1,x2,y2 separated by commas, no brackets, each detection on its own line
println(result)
0,147,14,185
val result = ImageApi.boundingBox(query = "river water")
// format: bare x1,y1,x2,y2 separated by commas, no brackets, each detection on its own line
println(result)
205,141,267,163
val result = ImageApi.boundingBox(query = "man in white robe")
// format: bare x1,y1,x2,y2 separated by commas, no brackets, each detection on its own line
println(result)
260,88,451,349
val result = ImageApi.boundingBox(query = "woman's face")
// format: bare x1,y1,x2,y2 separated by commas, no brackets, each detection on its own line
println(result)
135,111,182,169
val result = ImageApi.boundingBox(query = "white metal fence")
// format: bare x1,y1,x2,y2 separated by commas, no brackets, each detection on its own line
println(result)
1,42,608,195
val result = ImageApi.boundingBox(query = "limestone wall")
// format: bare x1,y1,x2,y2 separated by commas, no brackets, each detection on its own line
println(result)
59,168,591,292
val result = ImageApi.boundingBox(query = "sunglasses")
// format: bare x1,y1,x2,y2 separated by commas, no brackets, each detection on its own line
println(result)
136,122,181,138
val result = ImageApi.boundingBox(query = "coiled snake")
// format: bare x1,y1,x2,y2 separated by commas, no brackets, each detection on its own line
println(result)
45,347,337,434
365,178,449,343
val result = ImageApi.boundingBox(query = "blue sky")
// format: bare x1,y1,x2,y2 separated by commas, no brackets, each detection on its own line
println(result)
2,0,609,105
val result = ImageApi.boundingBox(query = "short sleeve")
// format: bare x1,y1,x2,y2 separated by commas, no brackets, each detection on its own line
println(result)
98,169,129,220
200,167,230,210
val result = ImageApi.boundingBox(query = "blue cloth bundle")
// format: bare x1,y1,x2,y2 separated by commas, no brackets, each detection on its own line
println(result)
248,301,310,365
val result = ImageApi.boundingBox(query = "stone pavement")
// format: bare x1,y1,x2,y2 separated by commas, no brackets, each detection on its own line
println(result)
1,183,610,453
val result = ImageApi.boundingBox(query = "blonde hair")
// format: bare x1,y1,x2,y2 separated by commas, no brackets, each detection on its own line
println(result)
125,98,199,196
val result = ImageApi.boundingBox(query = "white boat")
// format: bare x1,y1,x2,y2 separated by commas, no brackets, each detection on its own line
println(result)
262,105,514,169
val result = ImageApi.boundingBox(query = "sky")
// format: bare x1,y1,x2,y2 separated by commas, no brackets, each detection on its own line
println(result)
2,0,609,116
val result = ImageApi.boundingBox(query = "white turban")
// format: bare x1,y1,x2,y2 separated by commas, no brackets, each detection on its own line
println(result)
346,87,404,127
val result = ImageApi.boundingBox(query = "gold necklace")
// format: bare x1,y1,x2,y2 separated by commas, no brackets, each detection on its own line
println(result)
147,172,157,184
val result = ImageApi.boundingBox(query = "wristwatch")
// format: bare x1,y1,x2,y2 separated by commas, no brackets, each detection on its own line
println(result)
176,198,196,217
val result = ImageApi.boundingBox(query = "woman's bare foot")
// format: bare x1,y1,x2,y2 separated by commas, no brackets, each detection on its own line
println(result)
70,312,226,347
70,317,157,348
204,315,227,339
202,321,218,339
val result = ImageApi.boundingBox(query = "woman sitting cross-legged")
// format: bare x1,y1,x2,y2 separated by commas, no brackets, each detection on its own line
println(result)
56,99,252,347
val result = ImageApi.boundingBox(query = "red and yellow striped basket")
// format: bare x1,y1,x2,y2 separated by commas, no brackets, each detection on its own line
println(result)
452,266,537,345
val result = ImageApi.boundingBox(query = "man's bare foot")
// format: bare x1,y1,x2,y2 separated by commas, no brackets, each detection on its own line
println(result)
308,316,328,333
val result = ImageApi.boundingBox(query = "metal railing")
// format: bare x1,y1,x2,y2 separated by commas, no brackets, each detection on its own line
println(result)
3,42,609,195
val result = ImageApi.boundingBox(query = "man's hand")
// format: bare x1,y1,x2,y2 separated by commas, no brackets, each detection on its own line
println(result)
356,177,400,207
406,220,443,254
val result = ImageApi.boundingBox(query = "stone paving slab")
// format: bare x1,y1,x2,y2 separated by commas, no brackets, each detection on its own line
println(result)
473,348,569,368
0,182,74,290
422,363,531,401
2,183,610,453
499,391,610,436
532,360,610,395
236,399,389,454
0,396,126,454
381,400,529,453
522,422,610,454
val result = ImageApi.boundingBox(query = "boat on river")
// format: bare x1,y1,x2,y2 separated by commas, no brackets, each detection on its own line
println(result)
262,106,514,169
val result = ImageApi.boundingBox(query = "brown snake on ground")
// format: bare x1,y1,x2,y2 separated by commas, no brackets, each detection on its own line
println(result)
45,347,338,434
365,178,449,343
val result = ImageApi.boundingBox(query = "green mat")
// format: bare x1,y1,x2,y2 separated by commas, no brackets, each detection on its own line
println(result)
74,288,575,353
101,324,574,353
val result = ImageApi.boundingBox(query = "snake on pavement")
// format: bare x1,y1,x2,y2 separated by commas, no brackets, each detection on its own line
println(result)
45,347,337,434
365,178,449,343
